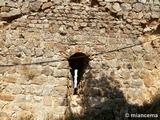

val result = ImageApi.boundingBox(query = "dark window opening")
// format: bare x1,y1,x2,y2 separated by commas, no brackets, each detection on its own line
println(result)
68,52,90,94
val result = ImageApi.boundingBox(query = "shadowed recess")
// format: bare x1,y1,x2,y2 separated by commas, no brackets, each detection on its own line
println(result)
68,52,90,94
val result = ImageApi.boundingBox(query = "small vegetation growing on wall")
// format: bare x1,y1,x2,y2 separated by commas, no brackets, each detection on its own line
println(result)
132,56,138,62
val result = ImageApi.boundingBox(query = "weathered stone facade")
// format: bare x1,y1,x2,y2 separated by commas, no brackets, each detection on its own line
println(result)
0,0,160,120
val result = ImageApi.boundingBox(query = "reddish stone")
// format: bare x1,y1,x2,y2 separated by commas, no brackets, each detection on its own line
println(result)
0,94,15,101
144,77,153,87
2,76,17,83
41,2,53,10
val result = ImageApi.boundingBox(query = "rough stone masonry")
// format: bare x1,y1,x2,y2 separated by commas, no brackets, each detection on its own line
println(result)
0,0,160,120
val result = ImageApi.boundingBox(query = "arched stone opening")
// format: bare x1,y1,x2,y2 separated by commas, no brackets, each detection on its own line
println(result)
68,52,90,94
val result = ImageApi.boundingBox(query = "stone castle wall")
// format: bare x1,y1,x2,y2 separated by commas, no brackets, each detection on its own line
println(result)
0,0,160,119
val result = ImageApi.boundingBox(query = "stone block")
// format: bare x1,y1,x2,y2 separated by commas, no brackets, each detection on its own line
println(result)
14,94,32,103
28,69,42,76
2,76,18,83
0,94,15,101
151,5,160,12
16,66,29,75
104,53,115,60
25,84,43,96
1,7,10,12
154,0,160,5
89,61,102,69
35,48,43,57
130,79,143,87
112,3,122,12
29,1,42,12
144,77,153,87
121,71,130,80
52,86,68,97
126,89,138,102
97,36,107,44
0,8,21,18
54,69,69,77
54,78,69,86
133,62,143,69
42,66,53,76
0,112,10,120
133,3,143,12
132,72,140,79
57,61,69,69
43,96,52,106
0,67,7,74
137,0,146,3
30,75,47,85
0,1,5,6
42,2,53,10
144,61,155,70
43,50,54,58
139,70,149,79
151,12,160,18
53,97,68,106
12,84,23,94
19,75,30,85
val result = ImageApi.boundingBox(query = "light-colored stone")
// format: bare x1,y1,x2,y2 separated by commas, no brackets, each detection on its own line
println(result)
0,8,21,18
144,61,155,70
14,94,32,103
42,66,53,76
0,67,7,74
54,69,69,77
151,12,160,18
121,3,132,11
52,86,68,97
43,96,52,106
0,1,5,6
29,1,42,12
130,79,143,87
30,76,46,85
35,48,43,57
112,3,122,12
133,3,143,12
138,0,146,3
0,112,10,120
57,61,69,69
137,12,143,19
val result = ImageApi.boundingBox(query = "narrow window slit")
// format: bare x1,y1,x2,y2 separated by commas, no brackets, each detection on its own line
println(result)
68,52,90,94
74,69,78,88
